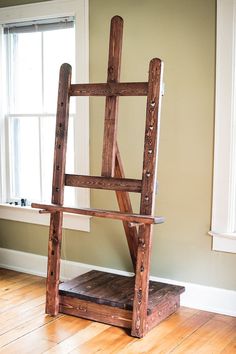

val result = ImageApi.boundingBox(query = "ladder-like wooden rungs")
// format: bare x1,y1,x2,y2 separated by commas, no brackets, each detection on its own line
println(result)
65,174,142,192
69,82,148,97
31,202,165,225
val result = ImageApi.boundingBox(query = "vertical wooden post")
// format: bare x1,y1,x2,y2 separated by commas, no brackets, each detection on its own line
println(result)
102,16,139,270
46,63,71,316
131,224,153,337
131,58,163,337
140,58,163,215
101,16,123,177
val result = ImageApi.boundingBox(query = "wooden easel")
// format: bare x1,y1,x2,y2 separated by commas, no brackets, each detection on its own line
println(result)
32,16,184,338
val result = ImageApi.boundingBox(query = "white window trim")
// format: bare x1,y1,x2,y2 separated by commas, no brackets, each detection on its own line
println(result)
0,0,90,232
209,0,236,252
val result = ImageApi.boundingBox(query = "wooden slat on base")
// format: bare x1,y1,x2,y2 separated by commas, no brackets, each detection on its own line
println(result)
58,270,184,337
59,296,133,329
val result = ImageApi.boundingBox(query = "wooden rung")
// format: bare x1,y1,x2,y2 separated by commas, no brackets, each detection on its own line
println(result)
69,82,148,96
31,202,165,225
65,174,142,192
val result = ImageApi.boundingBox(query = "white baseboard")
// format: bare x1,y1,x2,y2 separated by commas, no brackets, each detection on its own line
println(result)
0,247,235,318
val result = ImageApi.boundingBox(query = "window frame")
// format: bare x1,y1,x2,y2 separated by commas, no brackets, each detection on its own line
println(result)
0,0,90,231
209,0,236,252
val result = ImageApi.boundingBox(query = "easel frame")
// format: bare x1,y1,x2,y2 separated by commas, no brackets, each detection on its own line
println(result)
32,16,184,338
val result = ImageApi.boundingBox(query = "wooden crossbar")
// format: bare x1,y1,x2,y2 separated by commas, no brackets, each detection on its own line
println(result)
65,174,142,192
69,82,148,96
31,203,165,225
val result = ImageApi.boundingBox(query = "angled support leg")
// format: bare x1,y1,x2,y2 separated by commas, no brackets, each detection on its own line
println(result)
115,144,138,270
46,63,71,315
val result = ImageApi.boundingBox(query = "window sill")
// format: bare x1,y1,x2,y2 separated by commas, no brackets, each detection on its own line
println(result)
0,203,90,232
209,231,236,253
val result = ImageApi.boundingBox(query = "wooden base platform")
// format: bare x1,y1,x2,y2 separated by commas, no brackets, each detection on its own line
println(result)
59,270,185,337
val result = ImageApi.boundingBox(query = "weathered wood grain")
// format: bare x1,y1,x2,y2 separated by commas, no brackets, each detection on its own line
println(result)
101,16,123,177
46,63,71,316
114,144,139,270
59,296,133,329
130,59,163,338
1,270,232,352
65,174,142,192
31,202,165,225
70,82,148,96
31,15,170,339
131,224,153,337
59,270,184,313
140,58,163,215
51,63,71,206
58,270,184,336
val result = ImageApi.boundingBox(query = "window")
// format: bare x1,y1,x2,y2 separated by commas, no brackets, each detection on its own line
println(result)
0,0,90,231
5,17,75,204
209,0,236,252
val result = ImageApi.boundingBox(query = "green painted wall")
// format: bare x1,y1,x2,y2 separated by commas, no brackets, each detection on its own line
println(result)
1,0,235,291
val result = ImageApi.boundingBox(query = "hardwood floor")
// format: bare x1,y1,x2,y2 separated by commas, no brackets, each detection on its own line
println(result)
0,268,235,353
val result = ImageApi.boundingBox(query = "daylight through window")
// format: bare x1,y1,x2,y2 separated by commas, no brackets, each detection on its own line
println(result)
4,17,75,205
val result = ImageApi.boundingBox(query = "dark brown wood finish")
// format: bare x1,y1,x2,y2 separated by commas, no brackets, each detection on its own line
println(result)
31,15,183,339
140,58,163,215
59,296,133,329
58,270,184,332
45,63,71,316
114,145,139,269
51,63,72,206
131,224,153,337
31,202,165,225
59,270,184,312
70,82,148,96
65,174,142,192
46,211,63,315
101,16,123,177
131,58,163,338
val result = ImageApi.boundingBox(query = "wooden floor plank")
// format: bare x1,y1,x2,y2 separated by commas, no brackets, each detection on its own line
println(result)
147,310,214,353
0,303,45,335
0,273,41,295
0,332,56,354
221,335,236,353
0,282,45,315
0,315,90,354
116,307,198,354
0,269,235,354
170,314,236,353
70,326,133,354
44,322,109,353
0,312,59,348
0,294,45,322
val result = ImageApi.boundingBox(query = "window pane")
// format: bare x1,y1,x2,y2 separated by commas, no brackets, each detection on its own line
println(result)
9,117,41,201
9,32,42,114
43,27,75,113
40,115,75,204
5,21,76,206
